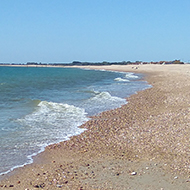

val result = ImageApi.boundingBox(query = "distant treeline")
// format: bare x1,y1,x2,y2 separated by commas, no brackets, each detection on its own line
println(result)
0,60,186,66
26,60,185,66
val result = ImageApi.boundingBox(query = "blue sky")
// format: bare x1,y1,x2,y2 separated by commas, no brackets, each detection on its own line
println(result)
0,0,189,63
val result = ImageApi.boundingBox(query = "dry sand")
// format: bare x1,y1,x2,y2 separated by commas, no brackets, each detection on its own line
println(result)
0,64,190,189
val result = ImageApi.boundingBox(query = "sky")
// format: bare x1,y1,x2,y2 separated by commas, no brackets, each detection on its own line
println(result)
0,0,190,63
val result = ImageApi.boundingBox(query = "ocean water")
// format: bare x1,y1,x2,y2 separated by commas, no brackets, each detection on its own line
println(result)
0,66,151,176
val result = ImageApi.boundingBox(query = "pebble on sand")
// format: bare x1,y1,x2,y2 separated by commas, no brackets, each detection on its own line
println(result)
130,172,137,175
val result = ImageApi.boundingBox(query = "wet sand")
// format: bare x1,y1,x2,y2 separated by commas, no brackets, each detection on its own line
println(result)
0,64,190,189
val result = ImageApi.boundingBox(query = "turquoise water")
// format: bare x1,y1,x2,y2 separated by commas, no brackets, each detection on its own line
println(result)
0,66,150,176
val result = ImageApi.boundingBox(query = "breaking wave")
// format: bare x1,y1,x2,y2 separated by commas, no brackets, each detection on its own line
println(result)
80,91,127,115
125,73,139,79
114,77,129,82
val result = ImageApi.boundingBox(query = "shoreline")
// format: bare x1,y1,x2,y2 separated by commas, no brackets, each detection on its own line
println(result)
0,66,144,177
1,64,190,189
0,65,146,178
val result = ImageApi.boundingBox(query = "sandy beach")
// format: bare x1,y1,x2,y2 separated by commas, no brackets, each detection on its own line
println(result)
0,64,190,189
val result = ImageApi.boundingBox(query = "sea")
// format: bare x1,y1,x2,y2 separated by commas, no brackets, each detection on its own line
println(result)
0,66,151,176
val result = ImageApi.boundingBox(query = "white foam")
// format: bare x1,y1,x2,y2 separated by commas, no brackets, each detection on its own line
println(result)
125,73,139,79
0,101,90,176
92,92,126,105
91,91,117,100
16,102,89,145
18,101,89,127
114,77,129,82
82,91,127,115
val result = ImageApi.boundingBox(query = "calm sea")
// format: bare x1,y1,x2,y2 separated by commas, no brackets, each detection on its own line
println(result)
0,66,150,176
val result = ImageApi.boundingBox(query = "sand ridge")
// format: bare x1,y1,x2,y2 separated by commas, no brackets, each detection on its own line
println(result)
0,64,190,189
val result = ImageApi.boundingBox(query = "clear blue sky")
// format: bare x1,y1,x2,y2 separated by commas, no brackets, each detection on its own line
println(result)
0,0,189,63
